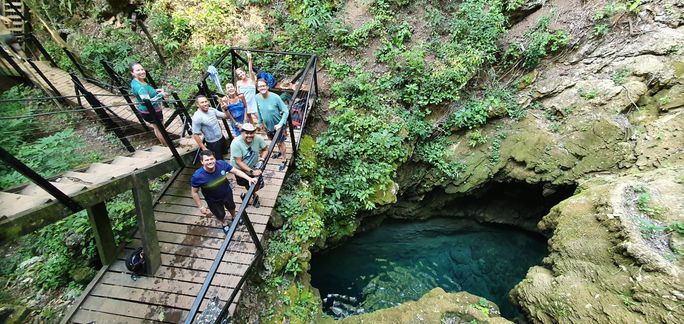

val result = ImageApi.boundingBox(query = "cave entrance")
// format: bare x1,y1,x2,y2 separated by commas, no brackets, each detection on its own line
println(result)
309,182,576,320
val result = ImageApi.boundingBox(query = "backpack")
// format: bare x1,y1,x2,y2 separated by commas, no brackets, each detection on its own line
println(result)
290,99,305,127
257,71,277,88
125,247,146,279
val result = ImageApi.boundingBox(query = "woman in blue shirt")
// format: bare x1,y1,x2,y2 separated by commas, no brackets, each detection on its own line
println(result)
130,62,167,146
220,83,248,136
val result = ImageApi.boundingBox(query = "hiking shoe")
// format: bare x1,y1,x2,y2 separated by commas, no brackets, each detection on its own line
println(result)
252,195,261,208
271,152,282,159
278,160,288,172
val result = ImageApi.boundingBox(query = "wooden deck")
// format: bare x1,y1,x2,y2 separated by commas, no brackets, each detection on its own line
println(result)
64,132,300,323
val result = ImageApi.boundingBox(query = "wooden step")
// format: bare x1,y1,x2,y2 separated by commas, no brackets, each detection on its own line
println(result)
110,156,156,168
63,171,111,185
84,162,137,179
19,181,88,197
130,150,169,161
149,144,197,156
0,192,50,217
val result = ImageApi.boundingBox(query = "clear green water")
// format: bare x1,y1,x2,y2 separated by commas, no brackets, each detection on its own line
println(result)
310,218,547,319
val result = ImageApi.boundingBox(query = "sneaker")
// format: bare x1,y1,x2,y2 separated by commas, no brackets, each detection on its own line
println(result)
278,160,288,171
252,195,261,208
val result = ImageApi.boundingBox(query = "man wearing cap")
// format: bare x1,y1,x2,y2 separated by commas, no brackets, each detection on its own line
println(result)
230,123,268,208
192,95,231,160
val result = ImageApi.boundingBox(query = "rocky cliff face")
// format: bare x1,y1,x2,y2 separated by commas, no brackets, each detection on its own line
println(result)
362,1,683,322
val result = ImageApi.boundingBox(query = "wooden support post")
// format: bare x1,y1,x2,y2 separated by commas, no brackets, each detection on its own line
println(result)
131,175,161,275
86,202,116,265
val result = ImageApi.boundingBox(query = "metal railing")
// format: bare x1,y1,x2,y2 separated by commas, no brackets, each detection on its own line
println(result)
184,48,318,323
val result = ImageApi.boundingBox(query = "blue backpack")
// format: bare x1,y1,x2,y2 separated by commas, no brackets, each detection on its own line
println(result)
257,71,277,88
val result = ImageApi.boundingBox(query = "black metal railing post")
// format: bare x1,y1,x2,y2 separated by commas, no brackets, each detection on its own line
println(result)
286,55,315,167
26,34,58,67
71,73,135,153
100,60,127,86
170,91,193,137
230,49,237,84
145,72,159,90
143,98,184,167
0,48,29,79
62,48,88,76
101,61,150,130
0,146,81,212
26,59,63,98
135,19,166,66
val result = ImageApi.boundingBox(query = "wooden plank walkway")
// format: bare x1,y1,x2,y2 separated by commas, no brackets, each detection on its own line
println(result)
24,60,186,135
64,130,303,323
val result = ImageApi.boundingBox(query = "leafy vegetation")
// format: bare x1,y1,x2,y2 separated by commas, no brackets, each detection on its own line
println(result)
1,192,138,291
635,186,661,218
74,25,158,79
504,13,570,69
611,68,630,85
0,86,92,189
592,0,642,36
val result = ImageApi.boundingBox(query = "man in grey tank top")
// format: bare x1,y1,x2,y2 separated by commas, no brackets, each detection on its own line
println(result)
192,96,230,160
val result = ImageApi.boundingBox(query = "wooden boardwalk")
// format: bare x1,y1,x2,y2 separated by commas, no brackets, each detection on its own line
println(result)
2,47,316,323
20,60,186,135
64,131,301,323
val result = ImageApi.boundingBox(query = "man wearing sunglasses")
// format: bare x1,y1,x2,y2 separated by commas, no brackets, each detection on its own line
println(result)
230,123,268,207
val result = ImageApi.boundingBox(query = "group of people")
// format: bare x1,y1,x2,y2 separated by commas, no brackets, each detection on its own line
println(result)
128,56,291,232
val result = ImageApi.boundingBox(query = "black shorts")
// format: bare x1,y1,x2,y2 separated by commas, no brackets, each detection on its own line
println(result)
206,199,236,221
236,175,264,190
205,136,228,160
266,128,288,144
140,110,164,124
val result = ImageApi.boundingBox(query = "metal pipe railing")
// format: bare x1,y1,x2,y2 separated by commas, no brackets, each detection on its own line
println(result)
143,98,184,168
26,58,63,98
70,72,135,153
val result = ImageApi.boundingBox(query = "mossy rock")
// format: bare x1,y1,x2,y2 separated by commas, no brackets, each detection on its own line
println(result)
0,304,29,324
325,288,511,324
71,265,96,285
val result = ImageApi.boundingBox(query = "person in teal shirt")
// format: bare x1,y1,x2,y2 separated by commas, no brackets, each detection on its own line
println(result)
230,123,267,207
255,79,289,160
129,62,167,146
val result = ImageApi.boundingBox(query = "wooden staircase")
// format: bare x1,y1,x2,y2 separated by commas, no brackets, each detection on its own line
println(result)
0,139,198,239
1,1,25,42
